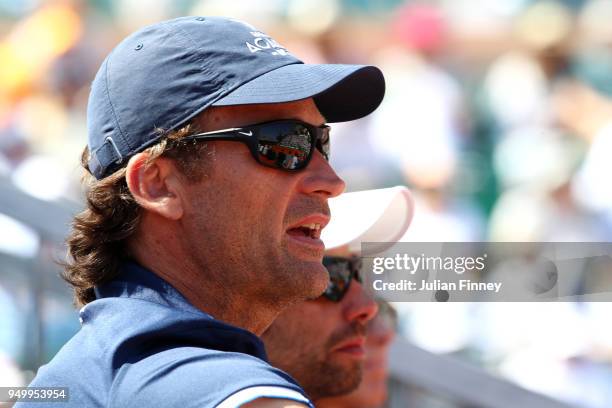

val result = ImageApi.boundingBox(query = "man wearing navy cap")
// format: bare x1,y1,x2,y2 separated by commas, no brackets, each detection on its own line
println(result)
17,17,384,408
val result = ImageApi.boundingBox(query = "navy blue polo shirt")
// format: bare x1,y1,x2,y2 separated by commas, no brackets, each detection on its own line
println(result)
18,262,312,408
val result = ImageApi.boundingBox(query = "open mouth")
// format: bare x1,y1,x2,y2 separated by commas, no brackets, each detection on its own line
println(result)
286,223,322,240
285,215,328,254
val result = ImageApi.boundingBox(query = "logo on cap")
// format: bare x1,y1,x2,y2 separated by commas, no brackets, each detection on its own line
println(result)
245,31,289,56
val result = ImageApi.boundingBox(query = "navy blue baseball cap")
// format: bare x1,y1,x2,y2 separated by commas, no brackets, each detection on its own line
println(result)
86,16,385,179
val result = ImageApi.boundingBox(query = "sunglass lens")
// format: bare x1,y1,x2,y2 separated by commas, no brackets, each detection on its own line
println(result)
323,258,353,302
352,258,363,283
317,128,330,161
256,123,312,170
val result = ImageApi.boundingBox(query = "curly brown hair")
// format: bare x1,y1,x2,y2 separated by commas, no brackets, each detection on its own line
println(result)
62,125,209,307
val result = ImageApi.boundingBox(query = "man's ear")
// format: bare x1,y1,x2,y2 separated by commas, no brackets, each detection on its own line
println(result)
125,152,184,220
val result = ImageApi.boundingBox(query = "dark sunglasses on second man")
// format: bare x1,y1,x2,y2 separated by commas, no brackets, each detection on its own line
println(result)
323,256,363,302
183,119,330,171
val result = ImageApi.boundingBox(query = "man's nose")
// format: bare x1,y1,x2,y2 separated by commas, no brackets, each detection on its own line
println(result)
343,280,378,326
299,150,346,198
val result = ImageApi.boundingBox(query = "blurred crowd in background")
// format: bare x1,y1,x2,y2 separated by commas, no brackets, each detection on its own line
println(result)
1,0,612,407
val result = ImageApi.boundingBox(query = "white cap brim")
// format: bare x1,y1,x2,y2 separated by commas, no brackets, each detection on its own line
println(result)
322,186,414,254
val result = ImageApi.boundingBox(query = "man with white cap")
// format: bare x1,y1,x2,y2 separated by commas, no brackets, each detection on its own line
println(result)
261,186,413,401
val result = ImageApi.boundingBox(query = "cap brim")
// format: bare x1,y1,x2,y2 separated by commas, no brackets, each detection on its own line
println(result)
211,63,385,123
322,186,415,255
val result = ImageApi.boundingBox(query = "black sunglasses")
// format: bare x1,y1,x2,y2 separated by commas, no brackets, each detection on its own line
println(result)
184,119,330,171
323,256,363,302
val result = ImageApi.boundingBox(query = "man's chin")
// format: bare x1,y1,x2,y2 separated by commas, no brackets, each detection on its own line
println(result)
325,363,363,397
294,260,329,300
305,360,363,401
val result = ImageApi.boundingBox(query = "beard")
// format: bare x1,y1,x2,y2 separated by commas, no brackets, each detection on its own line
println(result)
285,321,367,400
304,355,363,401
